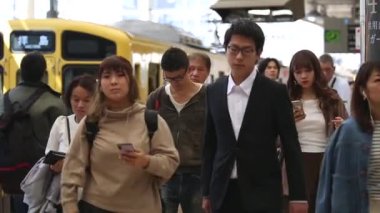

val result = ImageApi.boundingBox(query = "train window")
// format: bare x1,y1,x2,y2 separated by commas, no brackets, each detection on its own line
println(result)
62,31,116,60
0,33,3,59
62,64,99,93
10,31,55,52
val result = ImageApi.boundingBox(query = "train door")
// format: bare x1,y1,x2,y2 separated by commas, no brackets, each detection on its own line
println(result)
134,63,143,97
148,63,160,94
0,33,4,93
60,30,117,93
62,64,99,92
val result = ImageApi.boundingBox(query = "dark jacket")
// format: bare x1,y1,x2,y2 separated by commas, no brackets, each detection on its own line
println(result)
146,85,206,173
7,82,66,152
202,75,307,212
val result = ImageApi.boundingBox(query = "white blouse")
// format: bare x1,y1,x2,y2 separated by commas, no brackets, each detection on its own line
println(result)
45,114,80,154
296,99,328,153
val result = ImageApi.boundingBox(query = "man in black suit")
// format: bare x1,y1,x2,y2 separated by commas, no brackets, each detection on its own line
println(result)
201,19,308,213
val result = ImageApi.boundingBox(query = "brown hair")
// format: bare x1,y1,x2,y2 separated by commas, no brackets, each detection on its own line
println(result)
188,52,211,72
351,61,380,133
287,50,343,135
88,55,139,121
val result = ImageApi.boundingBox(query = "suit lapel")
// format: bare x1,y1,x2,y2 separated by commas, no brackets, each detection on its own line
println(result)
236,74,264,142
219,77,237,143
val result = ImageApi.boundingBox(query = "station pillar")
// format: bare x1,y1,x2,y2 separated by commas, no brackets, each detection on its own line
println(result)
361,0,380,61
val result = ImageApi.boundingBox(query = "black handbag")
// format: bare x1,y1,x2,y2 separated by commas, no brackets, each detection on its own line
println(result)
78,200,112,213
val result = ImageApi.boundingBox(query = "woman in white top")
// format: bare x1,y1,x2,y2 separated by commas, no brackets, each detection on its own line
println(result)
45,74,97,171
287,50,347,213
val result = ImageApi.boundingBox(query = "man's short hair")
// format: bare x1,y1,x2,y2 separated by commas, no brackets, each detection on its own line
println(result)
161,47,189,72
20,51,46,83
188,52,211,72
223,18,265,54
319,54,334,66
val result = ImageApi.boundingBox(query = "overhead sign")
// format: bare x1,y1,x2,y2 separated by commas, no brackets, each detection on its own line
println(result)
325,30,341,43
210,0,305,22
347,24,360,53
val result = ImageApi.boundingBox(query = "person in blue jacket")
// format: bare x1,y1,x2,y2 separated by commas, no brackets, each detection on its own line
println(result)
316,61,380,213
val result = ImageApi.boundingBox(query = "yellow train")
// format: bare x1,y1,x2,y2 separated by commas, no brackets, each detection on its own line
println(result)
0,19,229,100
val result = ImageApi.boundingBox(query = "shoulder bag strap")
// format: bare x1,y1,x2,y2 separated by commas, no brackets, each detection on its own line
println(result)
331,77,337,88
66,116,71,144
21,87,47,111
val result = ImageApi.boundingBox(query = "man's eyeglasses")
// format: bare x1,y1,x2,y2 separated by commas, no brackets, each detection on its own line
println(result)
227,45,255,56
163,70,187,83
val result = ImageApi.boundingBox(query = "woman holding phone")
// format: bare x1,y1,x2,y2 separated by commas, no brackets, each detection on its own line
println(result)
287,50,347,212
45,75,97,172
61,56,179,213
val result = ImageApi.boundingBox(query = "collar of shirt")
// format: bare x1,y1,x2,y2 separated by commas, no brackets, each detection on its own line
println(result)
227,70,257,96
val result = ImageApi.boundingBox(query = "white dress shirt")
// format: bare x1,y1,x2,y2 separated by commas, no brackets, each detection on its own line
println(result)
227,70,257,179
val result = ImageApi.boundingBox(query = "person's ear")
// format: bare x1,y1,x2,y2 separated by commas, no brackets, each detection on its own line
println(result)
361,88,367,100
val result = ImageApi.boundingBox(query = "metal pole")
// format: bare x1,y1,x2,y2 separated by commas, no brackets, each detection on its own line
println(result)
363,0,380,61
47,0,58,18
360,0,366,63
27,0,35,18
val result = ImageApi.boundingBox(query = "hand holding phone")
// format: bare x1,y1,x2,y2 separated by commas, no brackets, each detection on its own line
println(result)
118,145,150,169
332,116,344,129
43,150,65,165
292,100,306,122
291,100,303,112
117,143,135,153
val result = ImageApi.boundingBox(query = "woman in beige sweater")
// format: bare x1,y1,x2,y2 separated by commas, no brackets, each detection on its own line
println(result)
61,55,179,213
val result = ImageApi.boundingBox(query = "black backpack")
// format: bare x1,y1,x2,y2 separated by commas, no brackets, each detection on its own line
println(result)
0,87,46,193
85,109,158,150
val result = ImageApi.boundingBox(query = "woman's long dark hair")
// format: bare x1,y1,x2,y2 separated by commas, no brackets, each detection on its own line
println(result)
287,50,342,134
352,61,380,133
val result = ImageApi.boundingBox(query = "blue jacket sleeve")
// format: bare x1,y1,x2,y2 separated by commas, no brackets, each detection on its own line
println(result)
316,127,341,213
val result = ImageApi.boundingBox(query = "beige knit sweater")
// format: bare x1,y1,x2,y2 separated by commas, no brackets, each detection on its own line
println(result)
61,103,179,213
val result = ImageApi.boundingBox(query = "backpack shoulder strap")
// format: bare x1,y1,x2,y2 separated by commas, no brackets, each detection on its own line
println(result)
85,119,99,146
144,109,158,150
154,87,165,110
3,92,11,112
17,87,46,111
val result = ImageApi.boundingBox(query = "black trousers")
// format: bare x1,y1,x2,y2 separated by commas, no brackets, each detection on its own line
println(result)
217,180,250,213
217,180,280,213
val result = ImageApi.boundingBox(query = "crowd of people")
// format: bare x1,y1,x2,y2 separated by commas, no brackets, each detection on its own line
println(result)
0,18,379,213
